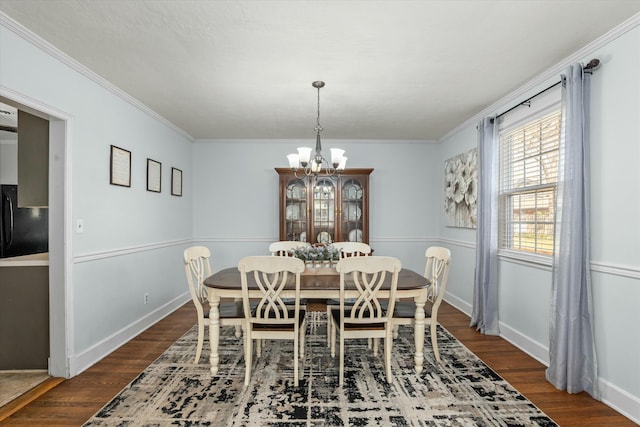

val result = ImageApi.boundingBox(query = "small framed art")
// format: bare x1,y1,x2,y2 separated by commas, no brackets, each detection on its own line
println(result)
171,167,182,196
147,158,161,192
110,145,131,187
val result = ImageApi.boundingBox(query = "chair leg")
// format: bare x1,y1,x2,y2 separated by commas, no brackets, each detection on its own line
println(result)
293,334,299,387
339,334,345,386
234,325,242,338
393,324,399,339
385,333,393,383
300,319,306,360
244,331,253,386
430,320,441,363
372,338,379,356
326,306,332,345
195,318,205,364
330,318,336,357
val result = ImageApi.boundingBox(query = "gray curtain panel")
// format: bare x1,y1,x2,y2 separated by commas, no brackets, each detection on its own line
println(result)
545,63,599,398
471,117,500,336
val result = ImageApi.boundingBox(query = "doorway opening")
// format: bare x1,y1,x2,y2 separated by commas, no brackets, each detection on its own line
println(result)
0,92,71,386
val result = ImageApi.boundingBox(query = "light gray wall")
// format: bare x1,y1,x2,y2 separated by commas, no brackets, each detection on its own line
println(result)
438,22,640,422
435,124,478,306
192,139,438,274
1,21,194,376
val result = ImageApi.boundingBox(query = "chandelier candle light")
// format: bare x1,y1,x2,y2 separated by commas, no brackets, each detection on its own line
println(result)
287,81,347,177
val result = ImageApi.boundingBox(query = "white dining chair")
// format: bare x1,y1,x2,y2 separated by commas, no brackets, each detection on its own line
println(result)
326,242,372,345
329,256,401,386
268,241,310,257
269,240,310,310
331,241,372,258
183,246,244,364
237,255,306,386
390,246,451,363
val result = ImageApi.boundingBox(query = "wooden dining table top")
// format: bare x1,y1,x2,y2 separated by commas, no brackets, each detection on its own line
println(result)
203,267,429,291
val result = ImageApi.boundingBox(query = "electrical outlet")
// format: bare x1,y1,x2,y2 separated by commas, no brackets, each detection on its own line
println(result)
144,293,149,304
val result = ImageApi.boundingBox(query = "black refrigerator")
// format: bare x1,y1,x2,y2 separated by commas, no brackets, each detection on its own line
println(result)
0,184,48,258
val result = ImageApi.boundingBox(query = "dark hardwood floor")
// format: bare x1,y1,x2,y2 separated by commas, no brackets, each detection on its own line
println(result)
0,302,635,426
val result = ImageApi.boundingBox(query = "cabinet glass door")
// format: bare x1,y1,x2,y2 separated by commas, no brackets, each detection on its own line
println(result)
341,178,364,242
312,177,335,243
285,179,307,241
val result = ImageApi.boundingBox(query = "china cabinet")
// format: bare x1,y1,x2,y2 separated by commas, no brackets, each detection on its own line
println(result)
276,168,373,244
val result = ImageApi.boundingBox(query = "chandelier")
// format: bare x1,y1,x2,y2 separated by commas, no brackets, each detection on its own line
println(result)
287,81,347,177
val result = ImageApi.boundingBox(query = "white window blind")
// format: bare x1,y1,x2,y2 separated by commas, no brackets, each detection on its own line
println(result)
499,110,561,256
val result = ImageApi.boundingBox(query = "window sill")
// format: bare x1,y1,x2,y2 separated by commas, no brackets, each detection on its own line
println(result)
498,250,552,269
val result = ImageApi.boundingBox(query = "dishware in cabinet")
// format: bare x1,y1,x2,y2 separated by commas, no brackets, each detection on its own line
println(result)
281,177,307,242
276,168,372,244
340,177,366,244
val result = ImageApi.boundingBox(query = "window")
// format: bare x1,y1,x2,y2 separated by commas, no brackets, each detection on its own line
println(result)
499,109,561,256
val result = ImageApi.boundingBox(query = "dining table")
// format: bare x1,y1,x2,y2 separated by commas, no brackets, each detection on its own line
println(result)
203,266,431,376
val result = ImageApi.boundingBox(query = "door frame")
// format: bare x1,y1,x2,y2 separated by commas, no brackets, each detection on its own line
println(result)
1,86,73,378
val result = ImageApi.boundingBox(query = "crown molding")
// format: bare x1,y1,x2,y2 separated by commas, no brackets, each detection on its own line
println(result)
0,12,194,142
439,12,640,143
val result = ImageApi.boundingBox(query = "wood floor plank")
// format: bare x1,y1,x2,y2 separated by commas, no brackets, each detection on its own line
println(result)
0,302,635,426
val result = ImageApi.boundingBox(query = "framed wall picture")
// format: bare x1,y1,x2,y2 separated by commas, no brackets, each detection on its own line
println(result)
171,167,182,196
146,158,161,192
444,147,478,228
110,145,131,187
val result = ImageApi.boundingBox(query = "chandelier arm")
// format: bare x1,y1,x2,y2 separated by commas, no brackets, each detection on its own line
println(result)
287,81,345,178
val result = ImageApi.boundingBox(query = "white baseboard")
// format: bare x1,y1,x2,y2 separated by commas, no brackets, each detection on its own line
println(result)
443,292,639,425
498,343,639,425
444,292,549,365
498,322,549,367
69,293,191,377
444,293,549,365
598,377,640,425
443,292,472,317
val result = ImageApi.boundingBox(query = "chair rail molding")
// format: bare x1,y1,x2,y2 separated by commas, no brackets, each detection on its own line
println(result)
73,239,191,264
438,237,476,250
369,237,439,245
590,261,640,280
195,237,276,243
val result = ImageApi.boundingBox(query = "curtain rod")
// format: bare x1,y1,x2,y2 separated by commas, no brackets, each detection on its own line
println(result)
492,58,600,122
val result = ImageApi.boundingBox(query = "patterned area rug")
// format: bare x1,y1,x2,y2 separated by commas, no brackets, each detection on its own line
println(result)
84,313,557,426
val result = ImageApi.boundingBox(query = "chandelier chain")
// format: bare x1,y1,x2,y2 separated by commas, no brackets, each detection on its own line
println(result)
316,85,322,132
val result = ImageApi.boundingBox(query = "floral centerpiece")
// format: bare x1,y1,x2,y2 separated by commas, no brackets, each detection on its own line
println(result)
325,245,340,266
289,244,340,268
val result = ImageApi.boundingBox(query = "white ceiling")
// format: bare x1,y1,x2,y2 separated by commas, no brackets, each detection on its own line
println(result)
1,1,639,141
